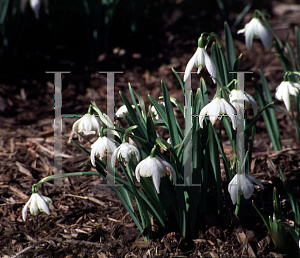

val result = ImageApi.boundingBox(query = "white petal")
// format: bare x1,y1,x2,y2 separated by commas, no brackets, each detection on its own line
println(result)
291,82,300,90
223,99,237,129
199,103,212,128
152,167,161,194
30,0,41,19
22,195,32,221
239,174,254,199
160,158,176,183
36,194,50,215
132,145,140,163
282,87,291,112
184,51,197,82
208,99,221,125
203,50,217,83
245,92,258,115
228,175,238,205
41,195,52,204
90,143,97,166
245,22,254,50
111,145,121,167
256,19,273,50
135,162,142,182
29,193,39,215
246,175,264,190
237,28,245,34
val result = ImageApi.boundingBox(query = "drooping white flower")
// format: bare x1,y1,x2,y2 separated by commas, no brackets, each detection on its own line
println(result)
70,114,102,142
228,174,264,205
135,156,176,194
116,105,136,118
237,17,273,50
20,0,49,19
199,97,237,129
111,142,140,166
229,89,258,115
149,102,165,121
275,81,300,112
184,47,217,83
90,136,117,166
22,193,52,221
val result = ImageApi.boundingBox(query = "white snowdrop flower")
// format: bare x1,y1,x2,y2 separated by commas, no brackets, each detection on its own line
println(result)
70,114,102,142
21,0,49,19
149,102,165,121
90,136,117,166
237,17,273,50
229,89,258,115
275,81,300,112
135,156,176,194
184,46,217,83
228,174,264,205
167,138,171,144
111,142,140,166
199,97,237,129
22,193,52,221
116,105,136,118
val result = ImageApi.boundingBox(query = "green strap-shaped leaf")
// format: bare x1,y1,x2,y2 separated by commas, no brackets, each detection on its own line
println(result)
252,200,271,232
120,91,148,140
224,21,236,72
258,70,282,151
171,67,184,92
208,124,223,219
295,26,300,70
129,84,147,123
232,2,252,28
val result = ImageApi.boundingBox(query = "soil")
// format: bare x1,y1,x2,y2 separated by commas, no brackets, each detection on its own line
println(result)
1,1,300,257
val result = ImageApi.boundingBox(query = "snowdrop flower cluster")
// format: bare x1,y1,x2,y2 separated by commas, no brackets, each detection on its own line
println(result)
229,89,258,115
275,81,300,112
70,114,102,142
22,193,52,221
90,136,117,166
135,155,176,194
237,17,272,50
228,174,264,205
21,0,49,19
184,36,216,83
199,97,237,129
111,142,140,166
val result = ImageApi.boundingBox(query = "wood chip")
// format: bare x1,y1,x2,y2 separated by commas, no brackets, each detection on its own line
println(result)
9,186,29,200
16,161,33,178
236,231,256,258
65,194,108,208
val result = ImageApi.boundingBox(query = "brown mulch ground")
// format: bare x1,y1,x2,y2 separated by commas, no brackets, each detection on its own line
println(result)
1,1,300,257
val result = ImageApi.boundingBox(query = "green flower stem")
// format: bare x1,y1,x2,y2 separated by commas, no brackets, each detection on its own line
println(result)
283,71,291,81
87,105,93,115
91,101,102,116
210,32,222,48
150,145,157,158
198,36,206,48
32,172,101,193
100,126,104,137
